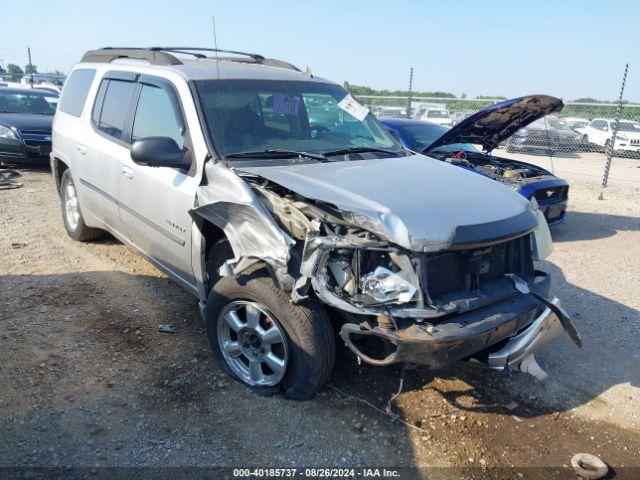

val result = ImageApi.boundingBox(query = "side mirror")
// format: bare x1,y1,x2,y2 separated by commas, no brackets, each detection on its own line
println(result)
130,136,187,168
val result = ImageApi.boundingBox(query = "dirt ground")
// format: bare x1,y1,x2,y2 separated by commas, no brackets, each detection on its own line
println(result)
1,167,639,479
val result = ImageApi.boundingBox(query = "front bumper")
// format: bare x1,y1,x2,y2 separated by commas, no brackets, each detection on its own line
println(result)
486,297,565,369
339,273,577,369
1,139,51,165
614,142,640,153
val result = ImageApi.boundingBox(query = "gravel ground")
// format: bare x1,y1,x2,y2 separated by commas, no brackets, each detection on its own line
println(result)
1,167,639,477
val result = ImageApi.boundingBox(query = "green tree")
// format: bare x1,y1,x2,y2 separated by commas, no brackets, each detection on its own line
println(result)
6,64,23,81
25,63,38,74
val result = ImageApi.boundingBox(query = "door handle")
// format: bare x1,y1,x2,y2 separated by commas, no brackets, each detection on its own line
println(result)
122,166,134,180
77,145,87,155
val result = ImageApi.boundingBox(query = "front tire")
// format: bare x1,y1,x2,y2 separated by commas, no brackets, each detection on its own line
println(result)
205,268,335,400
59,169,102,241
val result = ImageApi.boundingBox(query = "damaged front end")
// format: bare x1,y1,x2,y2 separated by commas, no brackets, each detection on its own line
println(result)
192,160,580,374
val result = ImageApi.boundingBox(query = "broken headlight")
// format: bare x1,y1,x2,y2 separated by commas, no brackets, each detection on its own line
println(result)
324,246,420,307
360,266,418,304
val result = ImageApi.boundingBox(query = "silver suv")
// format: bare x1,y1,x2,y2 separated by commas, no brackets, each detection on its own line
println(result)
51,47,580,399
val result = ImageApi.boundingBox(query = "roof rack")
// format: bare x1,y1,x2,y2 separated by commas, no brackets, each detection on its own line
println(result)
80,47,300,71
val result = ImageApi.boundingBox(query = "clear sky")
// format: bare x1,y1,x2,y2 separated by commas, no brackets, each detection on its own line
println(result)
1,0,639,101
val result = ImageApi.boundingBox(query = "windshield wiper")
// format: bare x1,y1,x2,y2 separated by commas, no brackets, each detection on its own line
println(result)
322,146,400,157
224,149,327,162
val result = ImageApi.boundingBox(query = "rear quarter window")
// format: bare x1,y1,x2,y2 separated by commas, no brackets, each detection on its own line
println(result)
58,69,96,117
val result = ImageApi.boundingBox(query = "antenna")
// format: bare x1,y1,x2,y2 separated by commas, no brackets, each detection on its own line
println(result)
212,16,220,81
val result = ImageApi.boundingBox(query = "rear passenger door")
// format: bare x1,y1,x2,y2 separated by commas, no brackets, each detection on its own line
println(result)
116,76,197,289
79,72,138,237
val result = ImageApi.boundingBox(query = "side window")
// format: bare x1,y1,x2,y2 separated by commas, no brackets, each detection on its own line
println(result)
132,84,185,148
91,81,108,125
58,69,96,117
93,80,135,141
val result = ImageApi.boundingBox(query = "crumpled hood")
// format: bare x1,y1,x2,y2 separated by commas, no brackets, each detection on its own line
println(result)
237,155,537,252
424,95,564,153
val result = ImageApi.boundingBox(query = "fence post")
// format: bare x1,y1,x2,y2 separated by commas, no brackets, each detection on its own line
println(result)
407,67,413,118
600,63,629,198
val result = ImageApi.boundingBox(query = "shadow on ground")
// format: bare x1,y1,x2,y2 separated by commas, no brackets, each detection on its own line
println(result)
551,210,640,242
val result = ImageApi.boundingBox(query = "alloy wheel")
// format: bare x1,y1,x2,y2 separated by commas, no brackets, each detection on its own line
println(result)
63,181,80,231
217,300,289,387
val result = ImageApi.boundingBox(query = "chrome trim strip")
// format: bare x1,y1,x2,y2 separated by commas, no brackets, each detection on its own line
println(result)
79,177,116,203
117,201,186,246
79,177,185,246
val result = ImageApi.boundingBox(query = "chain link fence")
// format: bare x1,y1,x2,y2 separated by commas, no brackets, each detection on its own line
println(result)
355,71,639,189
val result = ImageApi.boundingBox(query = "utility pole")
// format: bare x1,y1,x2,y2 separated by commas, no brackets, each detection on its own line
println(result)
407,67,414,118
27,47,33,86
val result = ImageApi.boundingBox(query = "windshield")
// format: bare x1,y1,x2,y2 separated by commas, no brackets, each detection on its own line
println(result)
195,80,399,158
426,109,450,119
570,120,588,128
544,118,572,131
0,90,58,114
392,122,479,154
618,122,640,132
379,109,406,119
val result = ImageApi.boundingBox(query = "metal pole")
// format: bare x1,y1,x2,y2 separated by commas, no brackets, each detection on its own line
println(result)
27,47,33,87
600,63,628,198
407,67,413,118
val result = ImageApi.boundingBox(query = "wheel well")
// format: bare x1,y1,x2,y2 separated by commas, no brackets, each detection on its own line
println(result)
53,158,68,193
202,220,229,265
200,220,284,292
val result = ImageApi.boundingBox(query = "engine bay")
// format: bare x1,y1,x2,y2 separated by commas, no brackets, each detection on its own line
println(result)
434,151,552,184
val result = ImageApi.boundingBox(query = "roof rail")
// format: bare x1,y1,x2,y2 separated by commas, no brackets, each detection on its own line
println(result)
81,48,183,66
80,47,300,71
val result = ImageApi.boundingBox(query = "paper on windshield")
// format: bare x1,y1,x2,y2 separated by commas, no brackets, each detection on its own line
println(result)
338,94,369,121
272,94,301,116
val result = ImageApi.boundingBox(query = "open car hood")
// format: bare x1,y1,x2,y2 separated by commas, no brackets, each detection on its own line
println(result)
423,95,564,153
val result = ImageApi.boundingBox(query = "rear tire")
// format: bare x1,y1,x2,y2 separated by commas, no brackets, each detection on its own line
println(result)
204,267,335,400
59,169,102,242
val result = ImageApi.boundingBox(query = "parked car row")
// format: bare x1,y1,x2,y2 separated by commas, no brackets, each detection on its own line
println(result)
372,100,640,156
576,118,640,155
505,115,585,154
46,47,580,399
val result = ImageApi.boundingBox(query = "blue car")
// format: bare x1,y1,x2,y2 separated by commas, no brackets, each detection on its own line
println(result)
0,87,57,165
380,95,569,225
